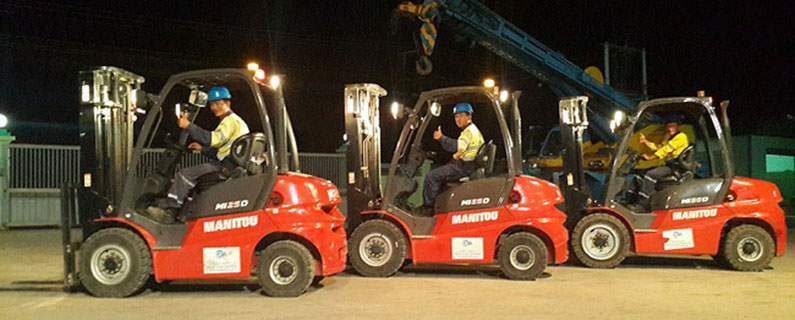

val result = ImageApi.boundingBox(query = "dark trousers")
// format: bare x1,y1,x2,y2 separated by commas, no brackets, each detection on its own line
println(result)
637,165,673,208
165,161,223,208
423,161,471,207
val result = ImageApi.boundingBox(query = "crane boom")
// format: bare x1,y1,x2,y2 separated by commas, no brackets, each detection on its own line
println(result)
398,0,639,141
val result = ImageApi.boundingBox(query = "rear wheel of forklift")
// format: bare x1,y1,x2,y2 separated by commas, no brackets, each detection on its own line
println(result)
78,228,152,297
570,213,630,268
349,219,407,277
719,224,775,271
497,232,547,280
257,240,315,297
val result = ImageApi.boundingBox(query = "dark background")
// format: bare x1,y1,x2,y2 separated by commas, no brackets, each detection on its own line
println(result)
1,0,793,153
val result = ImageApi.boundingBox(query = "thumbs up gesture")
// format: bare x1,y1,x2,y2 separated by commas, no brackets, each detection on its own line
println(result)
433,126,443,140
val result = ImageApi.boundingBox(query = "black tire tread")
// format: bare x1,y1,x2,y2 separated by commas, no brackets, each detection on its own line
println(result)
78,228,152,298
257,240,315,297
721,224,775,272
498,232,548,280
349,219,407,277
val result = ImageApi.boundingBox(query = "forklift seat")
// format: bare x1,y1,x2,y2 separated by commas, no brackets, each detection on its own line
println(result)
194,133,268,192
446,140,496,187
655,144,696,190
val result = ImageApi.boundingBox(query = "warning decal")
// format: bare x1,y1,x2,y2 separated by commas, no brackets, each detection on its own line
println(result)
662,228,695,251
452,237,484,260
203,247,241,274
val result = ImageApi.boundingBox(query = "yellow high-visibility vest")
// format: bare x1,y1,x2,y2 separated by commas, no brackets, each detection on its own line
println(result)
454,123,484,161
649,132,689,160
210,112,250,160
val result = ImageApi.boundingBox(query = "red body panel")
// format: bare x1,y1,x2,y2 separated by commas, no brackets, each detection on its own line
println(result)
97,173,347,282
602,177,786,256
368,176,569,265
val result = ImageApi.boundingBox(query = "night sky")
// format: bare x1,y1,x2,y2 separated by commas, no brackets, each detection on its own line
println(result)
1,0,793,152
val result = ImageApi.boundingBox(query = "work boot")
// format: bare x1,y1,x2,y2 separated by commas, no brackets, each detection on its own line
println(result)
144,206,176,224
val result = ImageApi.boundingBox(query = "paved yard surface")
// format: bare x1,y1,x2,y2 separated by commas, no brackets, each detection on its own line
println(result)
1,229,793,319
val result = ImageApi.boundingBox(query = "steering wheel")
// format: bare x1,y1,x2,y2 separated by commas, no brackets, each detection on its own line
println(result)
163,134,186,152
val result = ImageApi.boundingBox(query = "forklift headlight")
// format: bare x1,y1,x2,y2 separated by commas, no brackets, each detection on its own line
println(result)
499,90,509,103
269,75,281,89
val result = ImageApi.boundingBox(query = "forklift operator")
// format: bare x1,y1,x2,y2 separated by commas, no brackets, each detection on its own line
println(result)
147,86,250,222
421,103,484,214
633,114,689,210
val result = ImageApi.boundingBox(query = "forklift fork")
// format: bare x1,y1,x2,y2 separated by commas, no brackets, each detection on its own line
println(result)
60,183,80,291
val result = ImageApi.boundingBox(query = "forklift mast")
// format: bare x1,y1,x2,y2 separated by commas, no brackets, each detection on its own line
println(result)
344,84,387,229
78,67,144,206
558,96,592,226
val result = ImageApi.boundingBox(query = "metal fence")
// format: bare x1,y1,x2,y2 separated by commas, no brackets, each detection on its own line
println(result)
3,144,346,227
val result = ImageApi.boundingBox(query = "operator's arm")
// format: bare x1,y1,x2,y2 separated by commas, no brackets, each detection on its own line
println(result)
639,133,658,150
439,135,458,153
187,116,235,149
185,123,212,146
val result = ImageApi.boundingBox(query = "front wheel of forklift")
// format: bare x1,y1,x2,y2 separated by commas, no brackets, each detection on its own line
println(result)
78,228,152,298
570,213,630,268
257,240,315,297
349,219,407,277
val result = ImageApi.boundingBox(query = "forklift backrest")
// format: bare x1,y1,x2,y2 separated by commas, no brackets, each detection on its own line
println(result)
229,133,269,175
468,140,496,180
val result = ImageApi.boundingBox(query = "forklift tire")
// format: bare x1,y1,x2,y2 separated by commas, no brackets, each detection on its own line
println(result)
719,224,775,272
498,232,547,280
257,240,315,297
570,213,630,268
349,219,407,277
78,228,152,298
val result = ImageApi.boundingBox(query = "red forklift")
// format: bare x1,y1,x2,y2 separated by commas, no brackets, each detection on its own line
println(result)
61,66,346,297
557,96,787,270
343,84,568,280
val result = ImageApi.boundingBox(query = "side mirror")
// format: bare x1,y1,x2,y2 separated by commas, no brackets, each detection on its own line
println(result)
189,89,208,108
429,102,441,117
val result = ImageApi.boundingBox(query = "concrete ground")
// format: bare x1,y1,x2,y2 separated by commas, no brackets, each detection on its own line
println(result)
1,229,793,320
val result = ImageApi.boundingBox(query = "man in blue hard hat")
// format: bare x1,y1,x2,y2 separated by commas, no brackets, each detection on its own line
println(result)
146,86,250,223
631,114,689,211
420,102,484,216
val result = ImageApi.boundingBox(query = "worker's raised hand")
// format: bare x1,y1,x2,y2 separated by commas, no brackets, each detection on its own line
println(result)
638,133,648,145
433,126,443,140
177,113,190,129
188,142,202,150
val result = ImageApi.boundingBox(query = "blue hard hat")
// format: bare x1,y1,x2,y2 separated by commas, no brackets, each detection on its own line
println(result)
453,102,474,115
661,114,682,124
208,86,231,102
